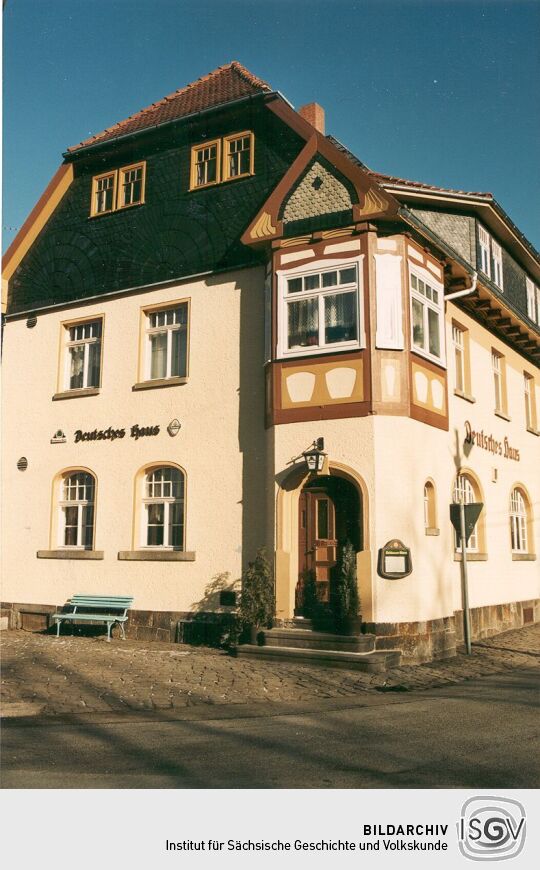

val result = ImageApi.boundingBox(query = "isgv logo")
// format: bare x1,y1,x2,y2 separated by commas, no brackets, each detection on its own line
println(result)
458,796,526,861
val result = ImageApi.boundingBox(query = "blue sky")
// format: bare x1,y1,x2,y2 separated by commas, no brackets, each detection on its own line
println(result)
3,0,540,251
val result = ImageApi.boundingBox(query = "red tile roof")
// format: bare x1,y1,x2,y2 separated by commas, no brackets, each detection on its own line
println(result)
67,62,272,153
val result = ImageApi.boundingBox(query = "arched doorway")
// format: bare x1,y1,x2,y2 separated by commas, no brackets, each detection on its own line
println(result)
296,474,362,616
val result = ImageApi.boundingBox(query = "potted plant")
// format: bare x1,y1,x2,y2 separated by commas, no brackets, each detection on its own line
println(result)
238,547,274,644
333,540,361,635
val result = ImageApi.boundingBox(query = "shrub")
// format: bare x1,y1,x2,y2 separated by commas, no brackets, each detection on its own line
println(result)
238,547,274,632
333,540,360,626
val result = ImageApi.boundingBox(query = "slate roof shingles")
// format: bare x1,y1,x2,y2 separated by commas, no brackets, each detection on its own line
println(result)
67,61,272,153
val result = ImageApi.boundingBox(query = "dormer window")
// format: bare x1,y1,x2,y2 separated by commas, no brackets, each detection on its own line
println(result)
191,140,221,189
492,239,503,289
90,162,146,216
119,163,145,207
478,225,491,278
223,132,254,181
190,132,254,189
92,172,116,215
478,225,503,290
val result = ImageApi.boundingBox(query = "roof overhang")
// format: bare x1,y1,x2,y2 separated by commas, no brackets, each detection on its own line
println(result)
381,184,540,285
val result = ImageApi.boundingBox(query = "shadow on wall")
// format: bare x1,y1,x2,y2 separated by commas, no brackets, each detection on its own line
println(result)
191,572,241,614
186,572,241,647
236,270,271,570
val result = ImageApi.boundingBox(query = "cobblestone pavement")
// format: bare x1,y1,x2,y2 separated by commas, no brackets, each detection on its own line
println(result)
1,623,539,717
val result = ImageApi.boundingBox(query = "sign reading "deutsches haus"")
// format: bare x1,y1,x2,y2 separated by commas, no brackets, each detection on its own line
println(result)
465,420,520,461
74,424,160,443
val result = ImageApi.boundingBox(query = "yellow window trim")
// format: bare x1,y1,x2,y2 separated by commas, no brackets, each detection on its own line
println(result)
90,171,117,217
57,313,106,394
118,161,146,210
89,161,146,217
189,139,221,190
137,297,191,384
222,130,255,182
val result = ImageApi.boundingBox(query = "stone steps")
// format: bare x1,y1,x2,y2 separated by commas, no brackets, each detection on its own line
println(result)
236,644,401,673
261,628,375,653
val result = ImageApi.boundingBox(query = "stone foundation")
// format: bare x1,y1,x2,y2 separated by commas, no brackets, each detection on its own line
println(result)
366,598,540,664
2,597,538,662
365,616,457,664
0,602,236,645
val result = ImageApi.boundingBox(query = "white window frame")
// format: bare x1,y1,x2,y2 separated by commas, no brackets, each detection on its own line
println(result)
409,264,446,366
144,303,189,381
492,350,503,413
478,224,491,278
537,287,540,327
526,278,536,321
491,239,503,290
510,488,528,554
58,471,95,550
453,474,479,552
452,323,465,393
141,467,185,550
277,256,365,359
524,372,535,431
63,319,102,391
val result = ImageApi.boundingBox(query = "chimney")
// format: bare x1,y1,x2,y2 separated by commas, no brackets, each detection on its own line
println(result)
298,102,325,135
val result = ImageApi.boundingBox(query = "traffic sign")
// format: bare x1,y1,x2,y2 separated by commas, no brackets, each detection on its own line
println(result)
450,502,483,544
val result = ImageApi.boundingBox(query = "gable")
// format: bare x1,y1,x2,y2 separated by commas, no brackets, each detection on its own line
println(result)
281,158,357,224
241,111,400,247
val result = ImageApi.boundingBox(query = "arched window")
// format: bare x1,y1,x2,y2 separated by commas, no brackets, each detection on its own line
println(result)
453,473,479,551
423,480,437,532
59,471,95,549
142,466,185,549
510,488,530,554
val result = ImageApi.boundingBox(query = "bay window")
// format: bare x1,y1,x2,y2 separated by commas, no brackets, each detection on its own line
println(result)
409,269,444,363
279,261,361,357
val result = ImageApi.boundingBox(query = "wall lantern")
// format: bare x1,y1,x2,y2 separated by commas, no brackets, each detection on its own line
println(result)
302,438,326,473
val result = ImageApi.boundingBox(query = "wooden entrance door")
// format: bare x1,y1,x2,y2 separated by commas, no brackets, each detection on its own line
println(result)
297,487,338,609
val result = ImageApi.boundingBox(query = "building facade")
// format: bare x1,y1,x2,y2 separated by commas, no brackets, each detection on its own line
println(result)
2,63,539,662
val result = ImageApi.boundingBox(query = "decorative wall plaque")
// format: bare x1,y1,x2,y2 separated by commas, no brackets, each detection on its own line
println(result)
377,539,412,579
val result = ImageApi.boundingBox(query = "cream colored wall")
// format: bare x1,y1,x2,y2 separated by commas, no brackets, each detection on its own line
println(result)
372,302,539,624
1,267,268,612
445,302,540,611
272,417,376,620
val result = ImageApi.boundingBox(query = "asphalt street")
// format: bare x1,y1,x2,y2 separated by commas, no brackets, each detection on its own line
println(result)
2,666,538,788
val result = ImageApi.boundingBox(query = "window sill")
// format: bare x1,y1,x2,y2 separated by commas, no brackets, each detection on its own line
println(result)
494,410,511,422
526,427,540,437
425,527,440,536
88,203,144,219
410,348,446,370
132,377,188,391
53,388,100,401
454,552,488,562
454,389,476,404
512,553,536,561
117,550,196,561
37,550,104,560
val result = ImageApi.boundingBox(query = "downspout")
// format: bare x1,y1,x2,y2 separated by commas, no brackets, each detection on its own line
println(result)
444,272,478,302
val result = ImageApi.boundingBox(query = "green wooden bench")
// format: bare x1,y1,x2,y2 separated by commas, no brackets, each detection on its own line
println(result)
53,595,134,642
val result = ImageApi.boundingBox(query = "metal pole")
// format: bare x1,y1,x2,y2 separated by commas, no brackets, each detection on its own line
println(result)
459,501,472,655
